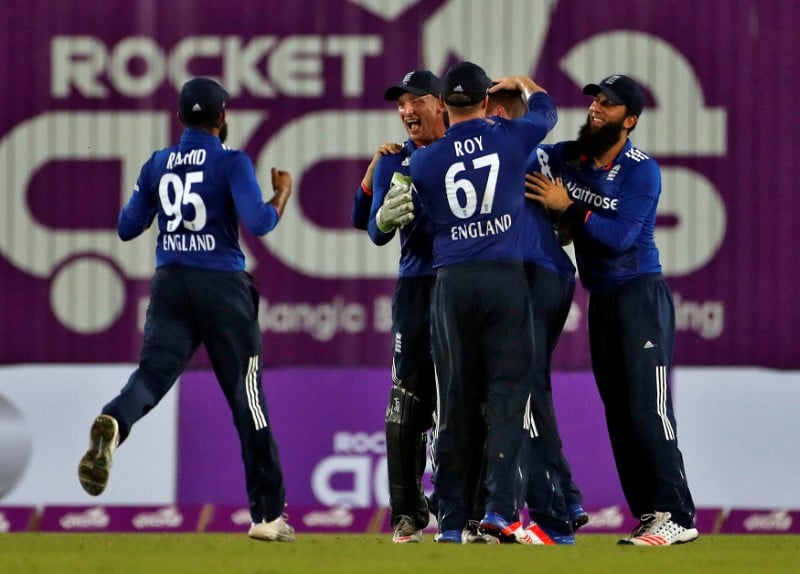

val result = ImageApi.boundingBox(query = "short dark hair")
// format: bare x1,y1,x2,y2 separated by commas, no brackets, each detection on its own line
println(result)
487,89,526,119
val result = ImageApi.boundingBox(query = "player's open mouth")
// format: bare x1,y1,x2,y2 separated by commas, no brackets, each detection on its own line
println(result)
405,119,420,131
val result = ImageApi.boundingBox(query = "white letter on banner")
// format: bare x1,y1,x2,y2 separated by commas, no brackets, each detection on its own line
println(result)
325,36,382,97
51,36,109,98
311,455,371,507
109,37,165,97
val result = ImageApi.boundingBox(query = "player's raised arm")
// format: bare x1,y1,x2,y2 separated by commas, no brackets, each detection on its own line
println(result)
268,167,292,218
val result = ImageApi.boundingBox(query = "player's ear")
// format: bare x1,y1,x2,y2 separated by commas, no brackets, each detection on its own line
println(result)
177,111,185,125
624,114,638,130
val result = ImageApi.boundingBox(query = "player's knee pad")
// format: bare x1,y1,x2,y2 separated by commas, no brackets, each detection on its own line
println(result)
385,385,431,432
385,386,430,524
385,386,430,470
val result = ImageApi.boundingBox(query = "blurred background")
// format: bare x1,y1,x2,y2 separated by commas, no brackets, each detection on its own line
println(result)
1,0,797,528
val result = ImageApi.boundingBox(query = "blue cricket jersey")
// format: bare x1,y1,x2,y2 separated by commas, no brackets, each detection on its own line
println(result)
522,147,576,282
367,140,435,278
409,92,557,268
118,128,280,271
351,182,372,230
536,139,662,294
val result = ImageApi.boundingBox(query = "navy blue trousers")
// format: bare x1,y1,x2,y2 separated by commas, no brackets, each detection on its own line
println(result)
430,262,534,532
523,262,580,532
102,266,287,524
386,275,436,529
588,274,695,528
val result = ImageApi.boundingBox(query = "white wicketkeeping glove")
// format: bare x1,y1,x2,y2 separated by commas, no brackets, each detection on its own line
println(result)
376,174,415,233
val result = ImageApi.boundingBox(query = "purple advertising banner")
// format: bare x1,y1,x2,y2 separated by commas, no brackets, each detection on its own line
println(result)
177,368,625,510
22,504,732,534
38,505,205,533
206,504,381,534
0,1,798,369
720,509,800,535
0,506,37,533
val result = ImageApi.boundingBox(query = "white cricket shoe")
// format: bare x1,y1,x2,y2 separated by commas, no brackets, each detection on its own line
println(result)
248,514,296,542
619,511,699,546
78,414,119,496
392,515,423,543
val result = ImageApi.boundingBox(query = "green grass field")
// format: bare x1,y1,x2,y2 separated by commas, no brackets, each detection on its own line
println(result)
1,534,798,574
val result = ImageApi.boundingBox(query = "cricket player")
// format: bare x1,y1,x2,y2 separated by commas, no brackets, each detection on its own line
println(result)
410,61,558,545
78,77,295,542
526,74,698,547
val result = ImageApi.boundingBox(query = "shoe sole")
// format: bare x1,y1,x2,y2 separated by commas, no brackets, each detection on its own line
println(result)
572,513,589,531
248,529,296,542
619,532,699,546
478,522,514,543
392,536,422,543
463,534,500,544
248,533,296,542
527,524,577,545
78,415,117,496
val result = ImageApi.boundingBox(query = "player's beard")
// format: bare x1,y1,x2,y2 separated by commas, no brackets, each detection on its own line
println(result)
576,115,624,159
218,122,228,144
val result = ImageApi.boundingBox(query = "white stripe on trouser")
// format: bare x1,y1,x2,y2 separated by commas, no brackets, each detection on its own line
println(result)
523,393,539,438
656,365,675,440
246,355,268,430
391,353,401,385
432,363,441,447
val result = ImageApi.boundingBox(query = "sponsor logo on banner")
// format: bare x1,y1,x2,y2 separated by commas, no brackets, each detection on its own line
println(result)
302,507,355,528
722,509,799,534
578,506,636,533
131,506,184,530
39,505,203,533
59,507,110,530
205,505,380,533
299,506,379,532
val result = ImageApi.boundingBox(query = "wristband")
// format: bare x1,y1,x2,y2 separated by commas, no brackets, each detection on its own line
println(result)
565,203,590,227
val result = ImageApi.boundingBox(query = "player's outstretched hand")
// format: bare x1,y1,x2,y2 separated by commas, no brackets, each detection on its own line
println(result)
270,167,293,217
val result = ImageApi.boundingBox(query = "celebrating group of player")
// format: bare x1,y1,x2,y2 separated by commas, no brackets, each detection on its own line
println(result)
353,62,698,547
76,60,698,548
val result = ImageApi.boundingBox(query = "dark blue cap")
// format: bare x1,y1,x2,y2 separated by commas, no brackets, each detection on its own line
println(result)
442,61,492,107
583,75,644,116
384,70,443,101
179,77,229,124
